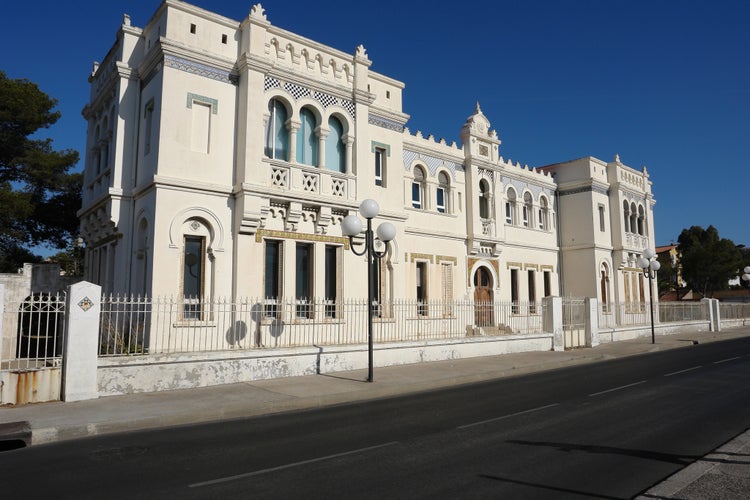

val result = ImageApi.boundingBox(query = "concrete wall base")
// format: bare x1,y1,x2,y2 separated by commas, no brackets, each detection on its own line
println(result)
597,321,711,344
97,333,554,396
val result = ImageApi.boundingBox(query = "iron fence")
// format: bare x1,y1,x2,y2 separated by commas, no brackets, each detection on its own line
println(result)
659,302,708,322
97,296,546,356
1,293,66,370
719,302,750,320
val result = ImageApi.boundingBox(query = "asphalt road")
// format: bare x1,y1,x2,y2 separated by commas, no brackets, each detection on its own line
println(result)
2,337,749,499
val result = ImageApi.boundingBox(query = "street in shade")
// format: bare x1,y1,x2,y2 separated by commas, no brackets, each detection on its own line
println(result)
0,336,749,499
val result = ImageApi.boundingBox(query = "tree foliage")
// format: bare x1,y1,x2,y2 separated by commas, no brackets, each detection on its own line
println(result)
677,225,742,297
0,70,81,271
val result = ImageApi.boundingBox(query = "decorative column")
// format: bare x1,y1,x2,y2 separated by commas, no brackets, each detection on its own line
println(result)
62,281,102,401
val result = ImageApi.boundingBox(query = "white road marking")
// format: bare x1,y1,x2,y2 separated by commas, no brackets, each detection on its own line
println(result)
457,403,560,429
664,366,702,377
588,380,646,397
189,441,399,488
713,356,741,364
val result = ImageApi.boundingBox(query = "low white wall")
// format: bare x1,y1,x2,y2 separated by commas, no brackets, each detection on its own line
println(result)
597,321,711,344
97,333,554,396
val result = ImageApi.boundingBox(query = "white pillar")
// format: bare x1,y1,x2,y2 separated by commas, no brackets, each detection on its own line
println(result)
585,297,600,347
543,296,564,351
701,298,715,332
62,281,102,401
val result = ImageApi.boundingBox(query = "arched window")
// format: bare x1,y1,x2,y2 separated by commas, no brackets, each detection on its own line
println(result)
325,116,345,173
538,197,549,230
296,107,318,166
412,166,426,209
505,188,517,225
479,179,491,219
637,205,645,235
522,192,533,228
436,171,450,213
623,200,630,233
265,98,289,160
630,202,638,234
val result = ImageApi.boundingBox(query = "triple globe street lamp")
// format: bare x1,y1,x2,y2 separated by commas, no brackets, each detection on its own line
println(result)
743,266,750,292
638,248,661,344
341,199,396,383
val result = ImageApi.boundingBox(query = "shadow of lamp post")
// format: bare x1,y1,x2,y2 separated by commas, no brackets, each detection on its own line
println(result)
639,248,661,344
341,199,396,383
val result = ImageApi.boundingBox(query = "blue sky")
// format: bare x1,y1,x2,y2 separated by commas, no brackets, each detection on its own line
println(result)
2,0,748,249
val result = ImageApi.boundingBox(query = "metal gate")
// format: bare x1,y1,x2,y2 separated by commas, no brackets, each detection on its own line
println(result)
0,292,66,404
562,298,586,349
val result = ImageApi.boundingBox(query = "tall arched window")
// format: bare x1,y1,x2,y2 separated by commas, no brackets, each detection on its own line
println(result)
265,98,289,160
297,107,318,166
505,188,517,225
479,179,490,219
630,202,637,234
325,116,345,173
623,200,630,233
412,166,426,209
436,171,450,213
637,205,645,235
538,196,549,230
523,192,533,227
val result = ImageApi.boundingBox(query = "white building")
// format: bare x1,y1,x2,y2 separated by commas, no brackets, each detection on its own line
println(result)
79,1,656,325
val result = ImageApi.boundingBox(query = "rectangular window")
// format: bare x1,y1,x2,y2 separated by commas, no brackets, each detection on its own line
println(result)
183,236,204,320
371,257,382,318
543,271,551,297
295,243,313,318
441,263,453,316
412,182,422,209
221,34,228,44
599,204,606,232
144,101,154,155
528,270,536,313
190,101,211,154
436,187,446,213
374,148,385,186
416,261,428,316
324,245,338,318
511,269,519,313
522,206,529,227
264,240,282,318
505,202,512,224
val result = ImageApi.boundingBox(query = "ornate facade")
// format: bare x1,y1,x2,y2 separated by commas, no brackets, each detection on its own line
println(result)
79,1,656,316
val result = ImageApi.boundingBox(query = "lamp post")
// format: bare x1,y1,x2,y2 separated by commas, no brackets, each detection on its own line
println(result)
638,248,661,344
341,199,396,382
742,266,750,294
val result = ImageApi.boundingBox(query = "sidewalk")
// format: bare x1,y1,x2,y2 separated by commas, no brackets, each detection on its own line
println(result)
2,327,750,498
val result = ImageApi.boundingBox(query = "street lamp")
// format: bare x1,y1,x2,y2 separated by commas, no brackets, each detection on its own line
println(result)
341,199,396,382
638,248,661,344
742,266,750,293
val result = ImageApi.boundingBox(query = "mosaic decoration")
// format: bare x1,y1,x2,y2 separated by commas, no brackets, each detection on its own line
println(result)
263,77,355,119
186,93,218,114
165,55,237,85
78,296,94,312
368,114,404,132
402,149,463,180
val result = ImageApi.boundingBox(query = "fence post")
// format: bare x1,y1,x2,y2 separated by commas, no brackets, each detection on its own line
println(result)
543,296,564,351
701,298,715,332
585,297,600,347
62,281,101,401
711,298,722,332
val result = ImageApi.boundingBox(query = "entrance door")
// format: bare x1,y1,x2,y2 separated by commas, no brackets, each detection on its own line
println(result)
473,267,494,327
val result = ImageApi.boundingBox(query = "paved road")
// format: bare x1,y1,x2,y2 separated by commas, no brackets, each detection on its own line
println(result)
1,335,748,498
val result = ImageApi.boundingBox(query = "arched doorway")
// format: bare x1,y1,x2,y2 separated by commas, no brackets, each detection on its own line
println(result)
473,267,494,327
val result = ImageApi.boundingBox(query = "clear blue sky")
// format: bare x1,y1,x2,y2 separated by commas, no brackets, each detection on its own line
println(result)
2,0,748,248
